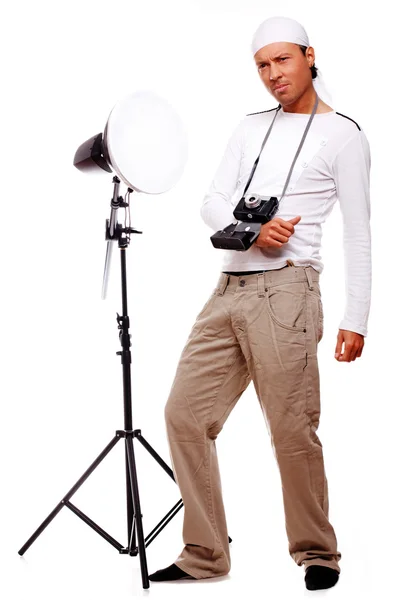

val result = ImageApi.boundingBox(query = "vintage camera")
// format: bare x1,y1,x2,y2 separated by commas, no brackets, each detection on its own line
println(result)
210,193,279,250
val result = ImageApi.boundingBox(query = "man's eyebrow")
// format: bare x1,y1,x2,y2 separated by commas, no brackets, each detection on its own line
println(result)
256,53,291,64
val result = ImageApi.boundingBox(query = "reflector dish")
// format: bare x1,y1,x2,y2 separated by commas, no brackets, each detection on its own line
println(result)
103,90,188,193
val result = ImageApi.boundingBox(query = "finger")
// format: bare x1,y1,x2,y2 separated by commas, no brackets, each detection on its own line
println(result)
350,345,359,361
335,336,343,359
271,218,295,233
287,216,301,224
353,346,361,360
270,231,290,243
256,235,282,247
348,339,363,361
338,344,351,361
276,222,296,235
355,343,364,359
340,342,356,362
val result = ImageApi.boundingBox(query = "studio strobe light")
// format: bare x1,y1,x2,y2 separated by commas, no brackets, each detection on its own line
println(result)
18,90,204,591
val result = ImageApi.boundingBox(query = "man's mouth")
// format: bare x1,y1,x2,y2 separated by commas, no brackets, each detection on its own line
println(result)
274,84,289,92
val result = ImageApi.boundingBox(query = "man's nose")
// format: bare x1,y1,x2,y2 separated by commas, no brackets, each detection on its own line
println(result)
269,64,282,80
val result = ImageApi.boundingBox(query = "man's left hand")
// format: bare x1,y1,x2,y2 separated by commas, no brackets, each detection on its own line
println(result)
334,329,365,362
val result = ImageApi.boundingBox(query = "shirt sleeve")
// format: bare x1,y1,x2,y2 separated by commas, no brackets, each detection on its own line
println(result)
200,118,247,232
331,129,372,337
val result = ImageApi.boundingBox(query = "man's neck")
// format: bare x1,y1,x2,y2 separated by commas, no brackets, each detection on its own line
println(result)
281,88,332,114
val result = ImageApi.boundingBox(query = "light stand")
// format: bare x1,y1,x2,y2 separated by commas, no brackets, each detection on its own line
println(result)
18,177,188,589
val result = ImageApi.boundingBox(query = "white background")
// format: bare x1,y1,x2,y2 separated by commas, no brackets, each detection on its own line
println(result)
1,1,397,599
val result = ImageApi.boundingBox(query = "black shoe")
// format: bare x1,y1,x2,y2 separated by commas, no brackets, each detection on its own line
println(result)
148,563,196,582
305,565,340,590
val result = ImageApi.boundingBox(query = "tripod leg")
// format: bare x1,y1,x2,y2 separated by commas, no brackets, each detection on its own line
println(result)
129,518,136,555
135,431,233,545
125,434,149,589
18,434,121,556
125,443,135,547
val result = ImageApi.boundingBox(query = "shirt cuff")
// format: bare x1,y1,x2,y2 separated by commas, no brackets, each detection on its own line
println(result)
338,319,367,337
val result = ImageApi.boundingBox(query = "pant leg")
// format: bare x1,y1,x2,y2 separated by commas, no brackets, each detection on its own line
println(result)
164,273,251,579
233,266,341,574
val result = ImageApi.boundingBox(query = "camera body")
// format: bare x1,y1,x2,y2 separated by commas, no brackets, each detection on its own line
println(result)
210,193,279,250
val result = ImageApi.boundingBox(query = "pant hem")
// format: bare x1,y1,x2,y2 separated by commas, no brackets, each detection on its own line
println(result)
174,562,229,580
302,560,341,574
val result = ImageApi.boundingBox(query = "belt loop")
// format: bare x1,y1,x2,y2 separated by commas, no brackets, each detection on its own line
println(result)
264,271,269,294
257,272,266,297
305,266,314,290
217,273,229,295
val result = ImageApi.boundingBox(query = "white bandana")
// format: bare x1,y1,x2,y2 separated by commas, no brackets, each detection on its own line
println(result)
251,16,333,106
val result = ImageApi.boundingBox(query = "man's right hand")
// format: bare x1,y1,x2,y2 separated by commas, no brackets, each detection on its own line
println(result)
254,215,301,248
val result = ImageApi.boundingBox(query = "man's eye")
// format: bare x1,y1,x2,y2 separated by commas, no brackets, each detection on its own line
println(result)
259,58,287,69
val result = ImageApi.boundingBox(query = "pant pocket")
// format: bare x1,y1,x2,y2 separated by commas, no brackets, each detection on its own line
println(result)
265,282,307,332
317,296,324,342
307,290,324,343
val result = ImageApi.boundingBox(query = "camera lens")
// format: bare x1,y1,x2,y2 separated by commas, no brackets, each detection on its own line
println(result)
244,194,261,209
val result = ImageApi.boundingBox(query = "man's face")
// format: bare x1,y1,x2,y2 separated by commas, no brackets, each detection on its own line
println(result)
254,41,314,103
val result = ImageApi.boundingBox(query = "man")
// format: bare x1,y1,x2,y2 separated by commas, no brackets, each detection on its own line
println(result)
149,16,371,592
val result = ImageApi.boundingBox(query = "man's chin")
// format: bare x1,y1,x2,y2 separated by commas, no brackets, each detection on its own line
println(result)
269,88,291,103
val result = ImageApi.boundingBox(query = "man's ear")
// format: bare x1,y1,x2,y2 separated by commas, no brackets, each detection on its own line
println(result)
306,46,315,66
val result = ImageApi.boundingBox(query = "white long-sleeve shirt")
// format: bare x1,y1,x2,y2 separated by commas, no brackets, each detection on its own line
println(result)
200,106,372,337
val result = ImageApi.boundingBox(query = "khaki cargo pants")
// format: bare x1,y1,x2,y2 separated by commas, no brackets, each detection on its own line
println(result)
164,260,341,579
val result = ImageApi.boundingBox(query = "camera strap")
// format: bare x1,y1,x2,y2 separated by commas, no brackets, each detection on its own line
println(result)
242,93,319,204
